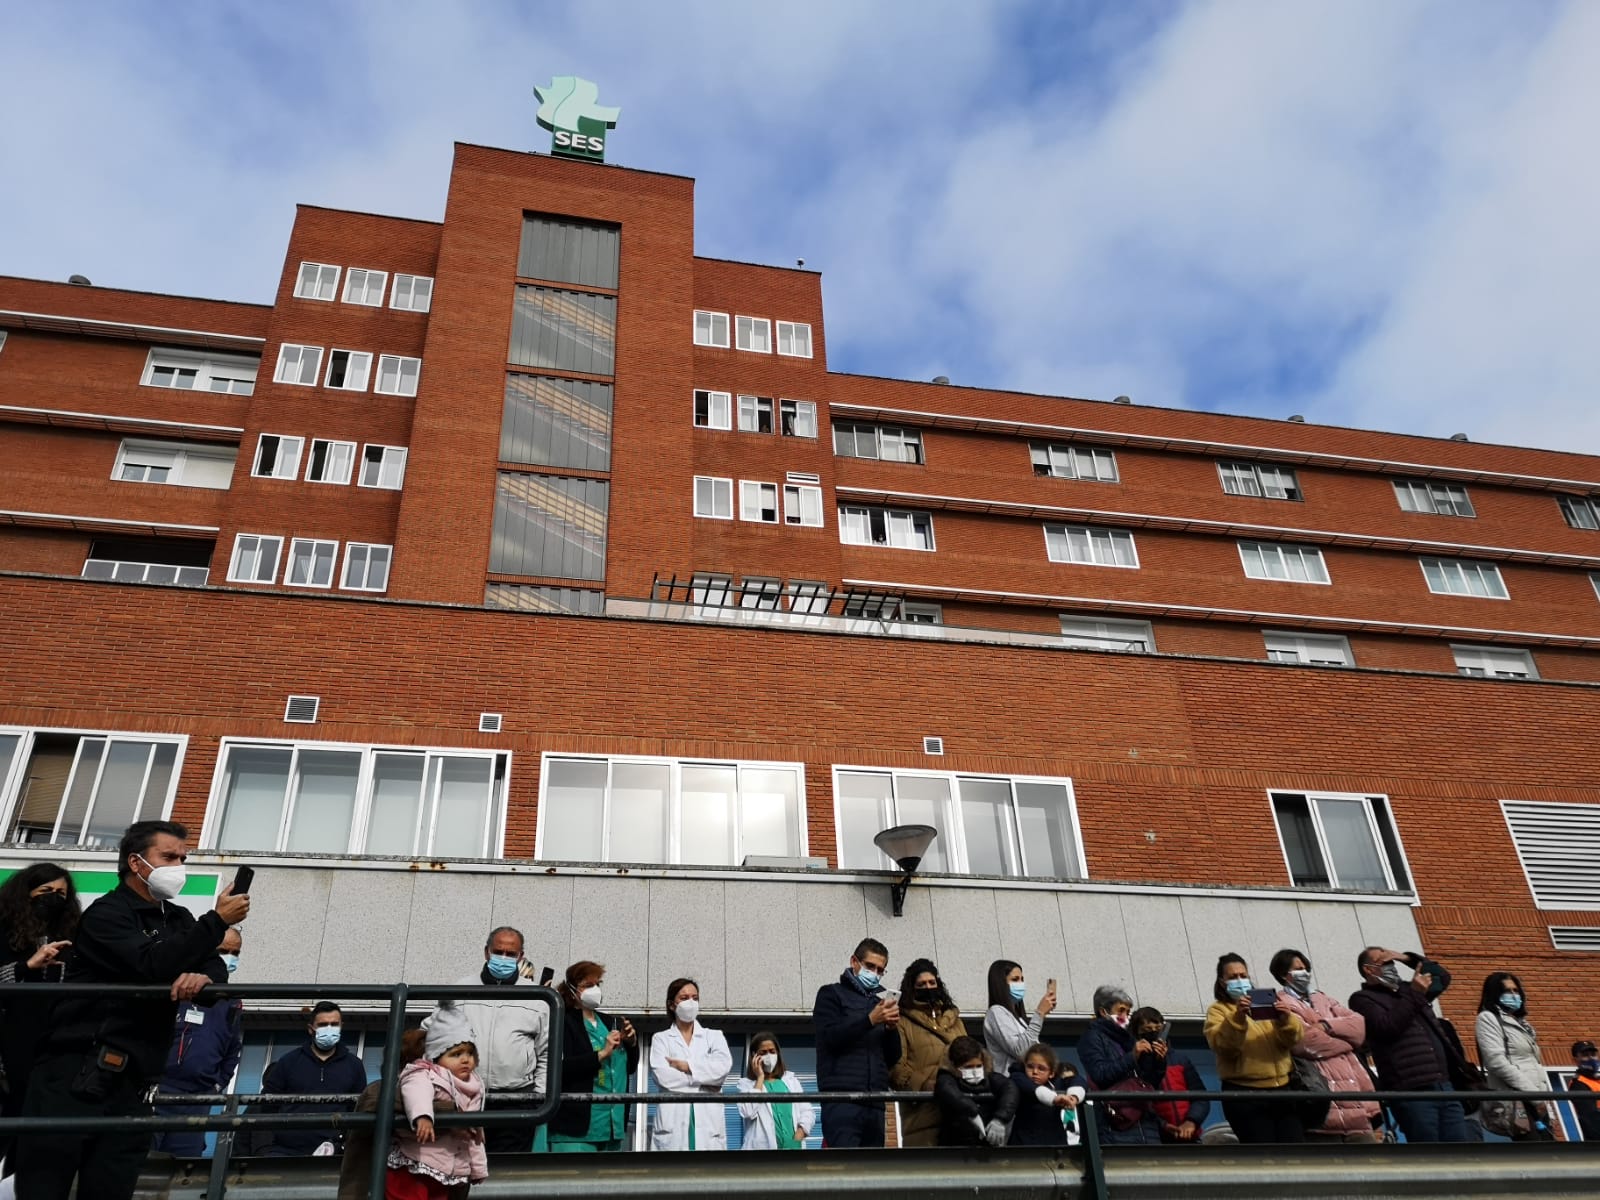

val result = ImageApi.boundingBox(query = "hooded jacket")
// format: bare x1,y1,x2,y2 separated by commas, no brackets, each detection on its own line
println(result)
391,1058,488,1186
932,1064,1019,1147
890,1002,968,1146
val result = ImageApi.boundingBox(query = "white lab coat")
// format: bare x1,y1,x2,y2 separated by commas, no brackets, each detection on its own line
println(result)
648,1022,733,1150
736,1072,814,1149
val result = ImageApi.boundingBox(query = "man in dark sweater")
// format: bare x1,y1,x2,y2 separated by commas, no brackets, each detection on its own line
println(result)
152,926,246,1157
812,937,901,1147
260,1001,369,1155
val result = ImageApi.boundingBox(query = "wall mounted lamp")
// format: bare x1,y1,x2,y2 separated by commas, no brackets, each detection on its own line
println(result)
873,824,938,917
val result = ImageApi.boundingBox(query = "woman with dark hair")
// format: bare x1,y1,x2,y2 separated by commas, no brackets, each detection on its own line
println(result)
982,958,1056,1077
1269,947,1379,1142
648,976,732,1150
547,960,639,1153
735,1032,813,1150
1203,952,1304,1144
889,957,968,1147
1474,971,1553,1139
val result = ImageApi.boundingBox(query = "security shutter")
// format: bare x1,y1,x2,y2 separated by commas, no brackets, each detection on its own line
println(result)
1502,800,1600,909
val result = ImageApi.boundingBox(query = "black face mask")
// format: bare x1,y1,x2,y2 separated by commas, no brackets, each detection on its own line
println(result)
29,891,68,923
914,987,940,1004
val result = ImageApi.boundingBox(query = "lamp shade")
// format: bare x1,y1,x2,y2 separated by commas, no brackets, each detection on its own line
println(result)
873,824,938,872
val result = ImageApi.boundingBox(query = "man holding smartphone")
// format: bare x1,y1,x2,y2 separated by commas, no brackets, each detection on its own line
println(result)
813,938,901,1147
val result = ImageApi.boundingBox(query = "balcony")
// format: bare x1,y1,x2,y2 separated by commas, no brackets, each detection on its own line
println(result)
81,558,208,586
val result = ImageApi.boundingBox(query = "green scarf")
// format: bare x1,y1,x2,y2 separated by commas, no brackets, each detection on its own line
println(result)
765,1078,799,1149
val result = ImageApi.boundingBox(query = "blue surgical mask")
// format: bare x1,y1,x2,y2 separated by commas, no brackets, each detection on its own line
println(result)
1225,978,1252,999
313,1025,341,1051
1009,982,1027,1002
486,954,519,980
1500,992,1523,1012
857,967,881,990
220,954,240,975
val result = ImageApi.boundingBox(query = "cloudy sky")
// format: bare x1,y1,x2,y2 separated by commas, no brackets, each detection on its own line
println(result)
3,1,1596,452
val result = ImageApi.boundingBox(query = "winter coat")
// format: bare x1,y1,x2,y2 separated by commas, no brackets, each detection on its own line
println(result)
983,1004,1044,1078
932,1065,1019,1147
161,998,244,1094
812,972,900,1092
1146,1053,1212,1137
336,1079,461,1200
735,1072,815,1149
890,1003,968,1147
1278,987,1380,1135
260,1041,370,1155
1347,981,1450,1089
648,1021,733,1150
1475,1007,1553,1126
1006,1065,1086,1147
1076,1017,1165,1145
391,1059,488,1186
1204,1000,1303,1088
430,969,547,1094
550,1005,640,1139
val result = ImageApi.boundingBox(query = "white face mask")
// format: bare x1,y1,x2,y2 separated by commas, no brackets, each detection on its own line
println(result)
580,985,604,1010
959,1066,986,1084
674,998,700,1024
759,1052,778,1072
138,855,186,901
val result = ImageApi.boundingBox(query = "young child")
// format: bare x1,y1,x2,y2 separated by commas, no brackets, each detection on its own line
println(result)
933,1035,1019,1147
387,1003,488,1199
1007,1043,1087,1146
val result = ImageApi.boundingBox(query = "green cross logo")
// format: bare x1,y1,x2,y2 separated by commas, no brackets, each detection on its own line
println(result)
535,77,621,162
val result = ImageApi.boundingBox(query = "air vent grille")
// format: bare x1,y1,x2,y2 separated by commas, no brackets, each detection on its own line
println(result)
284,695,320,724
922,736,944,756
479,712,503,733
1502,800,1600,909
1549,926,1600,951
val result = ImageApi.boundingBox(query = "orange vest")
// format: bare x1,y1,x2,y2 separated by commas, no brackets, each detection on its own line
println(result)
1572,1072,1600,1094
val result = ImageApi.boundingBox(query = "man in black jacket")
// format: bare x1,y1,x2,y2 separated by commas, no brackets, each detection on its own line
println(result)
812,937,900,1147
16,819,251,1200
260,1001,369,1155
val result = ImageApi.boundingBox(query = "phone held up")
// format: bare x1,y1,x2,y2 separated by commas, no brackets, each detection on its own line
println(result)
1247,987,1279,1019
231,866,254,895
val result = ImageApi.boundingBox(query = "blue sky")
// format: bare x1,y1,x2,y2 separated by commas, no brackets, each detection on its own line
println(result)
3,1,1597,453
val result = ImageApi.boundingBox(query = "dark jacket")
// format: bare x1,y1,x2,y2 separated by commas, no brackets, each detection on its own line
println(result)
1347,981,1450,1089
0,928,71,1112
813,971,901,1092
1566,1070,1600,1141
1007,1064,1084,1146
46,883,227,1079
260,1041,369,1155
1147,1053,1212,1137
933,1066,1019,1146
161,999,244,1094
550,1005,640,1139
1077,1017,1167,1145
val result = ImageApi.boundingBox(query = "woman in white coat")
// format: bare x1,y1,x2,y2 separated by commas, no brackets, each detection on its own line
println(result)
735,1031,814,1150
1474,971,1554,1138
649,977,733,1150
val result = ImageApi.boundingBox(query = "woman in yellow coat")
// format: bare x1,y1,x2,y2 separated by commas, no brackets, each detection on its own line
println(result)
889,957,968,1147
1204,952,1305,1144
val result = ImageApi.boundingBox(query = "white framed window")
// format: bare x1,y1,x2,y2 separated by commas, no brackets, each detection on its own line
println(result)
737,394,774,433
390,273,433,312
693,475,733,519
740,480,779,523
735,316,772,353
1059,615,1155,652
787,580,831,615
227,534,283,584
294,262,340,301
142,348,259,395
342,543,392,592
1420,556,1507,598
112,439,236,489
739,578,783,610
273,344,323,387
783,483,824,527
1264,631,1353,666
1270,790,1412,893
780,398,817,438
1044,524,1139,568
1239,541,1330,584
901,603,943,625
693,389,731,430
1452,644,1537,679
285,538,339,588
1500,800,1600,909
304,439,356,485
343,267,387,306
0,727,183,846
776,321,813,358
323,349,373,391
359,444,408,489
1558,496,1600,530
375,355,421,397
834,422,924,463
538,753,806,865
206,738,508,858
693,310,730,348
1219,461,1301,501
839,505,935,550
835,767,1085,879
1591,572,1600,602
252,433,304,480
1395,479,1474,517
690,573,733,609
1030,442,1118,482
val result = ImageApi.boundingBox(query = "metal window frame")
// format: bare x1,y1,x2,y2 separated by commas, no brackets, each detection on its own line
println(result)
0,725,187,847
693,475,734,520
1238,540,1331,585
341,267,388,307
272,343,323,387
692,310,730,348
283,538,340,590
775,320,813,359
293,261,341,301
226,532,283,584
693,389,732,431
1043,523,1140,569
1267,788,1414,897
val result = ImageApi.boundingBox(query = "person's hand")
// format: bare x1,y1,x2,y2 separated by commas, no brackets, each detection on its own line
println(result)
1273,998,1296,1024
214,884,250,926
26,940,70,970
414,1117,435,1144
171,972,211,1002
598,1030,623,1059
1410,971,1434,995
1176,1119,1199,1142
752,1056,768,1084
667,1057,690,1073
1236,994,1253,1015
1151,1039,1169,1059
1037,981,1057,1018
983,1118,1008,1147
1056,1093,1079,1111
870,997,898,1026
619,1017,637,1045
1134,1038,1153,1055
795,1126,809,1140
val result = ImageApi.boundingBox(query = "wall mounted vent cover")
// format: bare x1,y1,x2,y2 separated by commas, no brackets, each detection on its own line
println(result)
479,712,504,733
786,471,822,485
922,736,945,756
1549,926,1600,951
284,695,320,723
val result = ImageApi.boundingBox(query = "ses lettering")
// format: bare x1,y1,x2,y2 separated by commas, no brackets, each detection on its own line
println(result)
554,130,606,153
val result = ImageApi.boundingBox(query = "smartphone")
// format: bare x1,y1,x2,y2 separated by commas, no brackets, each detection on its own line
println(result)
879,987,901,1003
538,965,555,987
1155,1022,1171,1043
230,866,255,896
1248,987,1278,1019
1046,978,1058,993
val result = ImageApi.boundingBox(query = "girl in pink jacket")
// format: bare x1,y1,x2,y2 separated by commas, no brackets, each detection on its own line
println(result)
387,1003,489,1199
1271,949,1382,1142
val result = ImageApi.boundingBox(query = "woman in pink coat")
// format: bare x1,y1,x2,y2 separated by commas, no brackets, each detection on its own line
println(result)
388,1003,490,1199
1270,949,1381,1143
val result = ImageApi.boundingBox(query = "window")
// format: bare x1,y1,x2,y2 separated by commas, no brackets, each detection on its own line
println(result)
538,754,805,866
1592,572,1600,602
294,262,340,301
342,543,392,592
1452,644,1537,679
285,538,338,588
690,573,733,608
1559,496,1600,530
1264,631,1353,666
1395,480,1475,517
693,389,731,430
737,394,774,433
833,423,924,464
1219,461,1301,501
375,355,421,397
740,481,779,523
787,581,831,615
510,286,616,376
1270,790,1411,892
390,273,433,312
0,729,181,845
82,557,209,587
693,476,734,520
776,321,813,358
1420,557,1507,598
839,506,934,550
1045,525,1139,568
739,578,782,610
252,434,304,480
1500,800,1600,909
227,534,283,584
342,268,387,306
304,439,356,485
209,740,507,858
502,375,612,470
1030,442,1119,482
484,584,603,614
901,603,943,625
112,439,236,489
518,215,620,290
489,473,608,580
273,344,323,386
735,316,772,353
780,398,817,438
783,483,824,527
1059,615,1155,652
1239,541,1330,584
836,768,1084,879
694,310,730,348
324,349,372,391
359,445,408,489
142,349,258,394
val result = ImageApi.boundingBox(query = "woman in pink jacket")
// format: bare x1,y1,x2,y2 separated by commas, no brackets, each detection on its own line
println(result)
1270,949,1381,1143
388,1003,489,1199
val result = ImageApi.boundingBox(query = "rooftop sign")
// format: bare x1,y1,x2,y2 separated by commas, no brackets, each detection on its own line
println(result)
535,76,620,162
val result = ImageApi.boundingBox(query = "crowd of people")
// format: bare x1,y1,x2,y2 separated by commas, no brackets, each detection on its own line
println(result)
0,825,1595,1199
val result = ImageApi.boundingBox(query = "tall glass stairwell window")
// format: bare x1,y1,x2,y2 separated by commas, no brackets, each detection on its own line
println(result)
501,374,613,471
490,472,608,580
509,286,616,376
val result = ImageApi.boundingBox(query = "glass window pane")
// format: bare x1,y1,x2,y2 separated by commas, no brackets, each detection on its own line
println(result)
285,750,361,853
366,753,426,855
216,747,293,851
892,776,951,872
1014,782,1081,878
609,762,669,863
680,764,737,865
430,756,494,857
836,772,893,868
56,738,107,843
958,777,1016,875
0,734,19,797
1317,797,1389,890
82,740,157,846
1369,797,1412,891
1272,794,1330,887
738,767,801,858
541,758,607,860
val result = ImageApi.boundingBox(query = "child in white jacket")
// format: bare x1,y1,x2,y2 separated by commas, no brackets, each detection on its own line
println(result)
388,1003,489,1199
